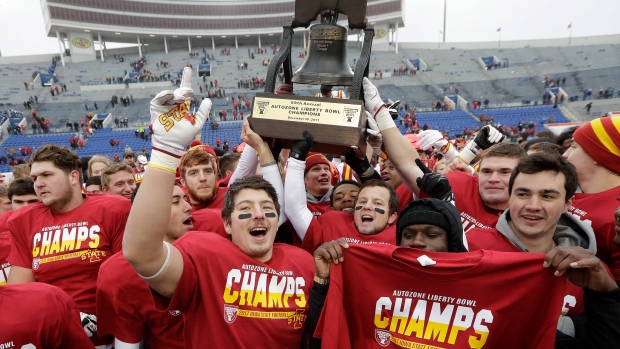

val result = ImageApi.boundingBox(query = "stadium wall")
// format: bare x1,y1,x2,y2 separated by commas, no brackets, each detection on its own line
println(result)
401,34,620,50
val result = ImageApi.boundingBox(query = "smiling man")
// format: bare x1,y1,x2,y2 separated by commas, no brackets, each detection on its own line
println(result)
101,162,137,199
123,67,314,348
303,153,337,215
466,153,599,337
287,177,399,254
329,180,360,214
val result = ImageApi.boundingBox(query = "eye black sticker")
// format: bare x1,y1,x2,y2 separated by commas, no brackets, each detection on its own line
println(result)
374,208,385,214
238,213,252,220
355,206,363,211
265,212,277,218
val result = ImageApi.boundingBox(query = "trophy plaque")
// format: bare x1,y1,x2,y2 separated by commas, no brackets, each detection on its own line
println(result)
249,93,366,155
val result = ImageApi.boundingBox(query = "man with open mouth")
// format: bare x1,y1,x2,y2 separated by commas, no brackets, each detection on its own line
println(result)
124,68,314,348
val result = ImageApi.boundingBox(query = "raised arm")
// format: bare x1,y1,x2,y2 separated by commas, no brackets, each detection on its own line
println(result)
284,131,316,240
228,135,260,186
240,118,287,226
123,67,211,297
362,78,424,196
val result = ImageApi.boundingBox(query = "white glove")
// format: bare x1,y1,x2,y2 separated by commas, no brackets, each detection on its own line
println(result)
458,125,505,164
149,67,211,172
80,311,97,338
365,110,382,156
417,130,459,164
362,77,394,131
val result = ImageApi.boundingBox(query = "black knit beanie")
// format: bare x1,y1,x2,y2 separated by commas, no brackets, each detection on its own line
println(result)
396,204,450,245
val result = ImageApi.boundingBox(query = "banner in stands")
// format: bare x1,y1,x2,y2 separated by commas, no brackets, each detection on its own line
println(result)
372,24,389,51
68,32,96,63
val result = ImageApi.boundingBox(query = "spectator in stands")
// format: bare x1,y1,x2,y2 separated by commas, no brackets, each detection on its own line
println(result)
88,156,111,178
123,152,135,167
8,178,39,210
101,163,137,200
85,176,103,195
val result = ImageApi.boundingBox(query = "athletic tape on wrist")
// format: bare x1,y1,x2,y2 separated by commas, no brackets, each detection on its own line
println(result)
259,160,277,168
139,241,171,280
148,162,176,174
375,108,396,131
458,147,477,165
150,150,180,173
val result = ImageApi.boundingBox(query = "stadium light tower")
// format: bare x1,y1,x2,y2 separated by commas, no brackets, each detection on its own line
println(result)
443,0,446,43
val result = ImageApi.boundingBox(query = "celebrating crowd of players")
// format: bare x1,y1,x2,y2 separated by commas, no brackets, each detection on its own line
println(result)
0,67,619,348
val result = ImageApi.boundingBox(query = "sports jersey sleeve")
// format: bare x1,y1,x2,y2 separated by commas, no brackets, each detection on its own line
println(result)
314,264,350,349
7,213,32,269
284,158,314,240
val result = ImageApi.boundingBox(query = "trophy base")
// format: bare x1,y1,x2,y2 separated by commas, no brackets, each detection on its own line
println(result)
249,93,367,156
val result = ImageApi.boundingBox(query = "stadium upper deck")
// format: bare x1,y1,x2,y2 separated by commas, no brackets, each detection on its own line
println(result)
42,0,404,58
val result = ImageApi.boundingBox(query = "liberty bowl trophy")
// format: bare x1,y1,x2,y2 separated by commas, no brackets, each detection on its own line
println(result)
248,0,375,155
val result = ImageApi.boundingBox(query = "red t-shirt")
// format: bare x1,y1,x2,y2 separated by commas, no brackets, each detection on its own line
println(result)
0,282,95,348
467,227,584,316
444,172,503,232
568,186,620,280
191,186,228,211
0,211,13,284
7,195,130,346
192,208,228,238
396,183,414,214
154,233,314,349
317,245,565,349
307,202,332,217
301,210,396,254
97,252,184,349
0,210,13,232
0,230,11,285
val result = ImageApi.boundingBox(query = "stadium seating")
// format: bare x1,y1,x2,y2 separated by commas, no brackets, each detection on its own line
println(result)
0,41,619,173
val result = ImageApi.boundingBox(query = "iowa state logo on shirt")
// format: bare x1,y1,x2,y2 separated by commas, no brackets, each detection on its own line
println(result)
221,264,307,329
